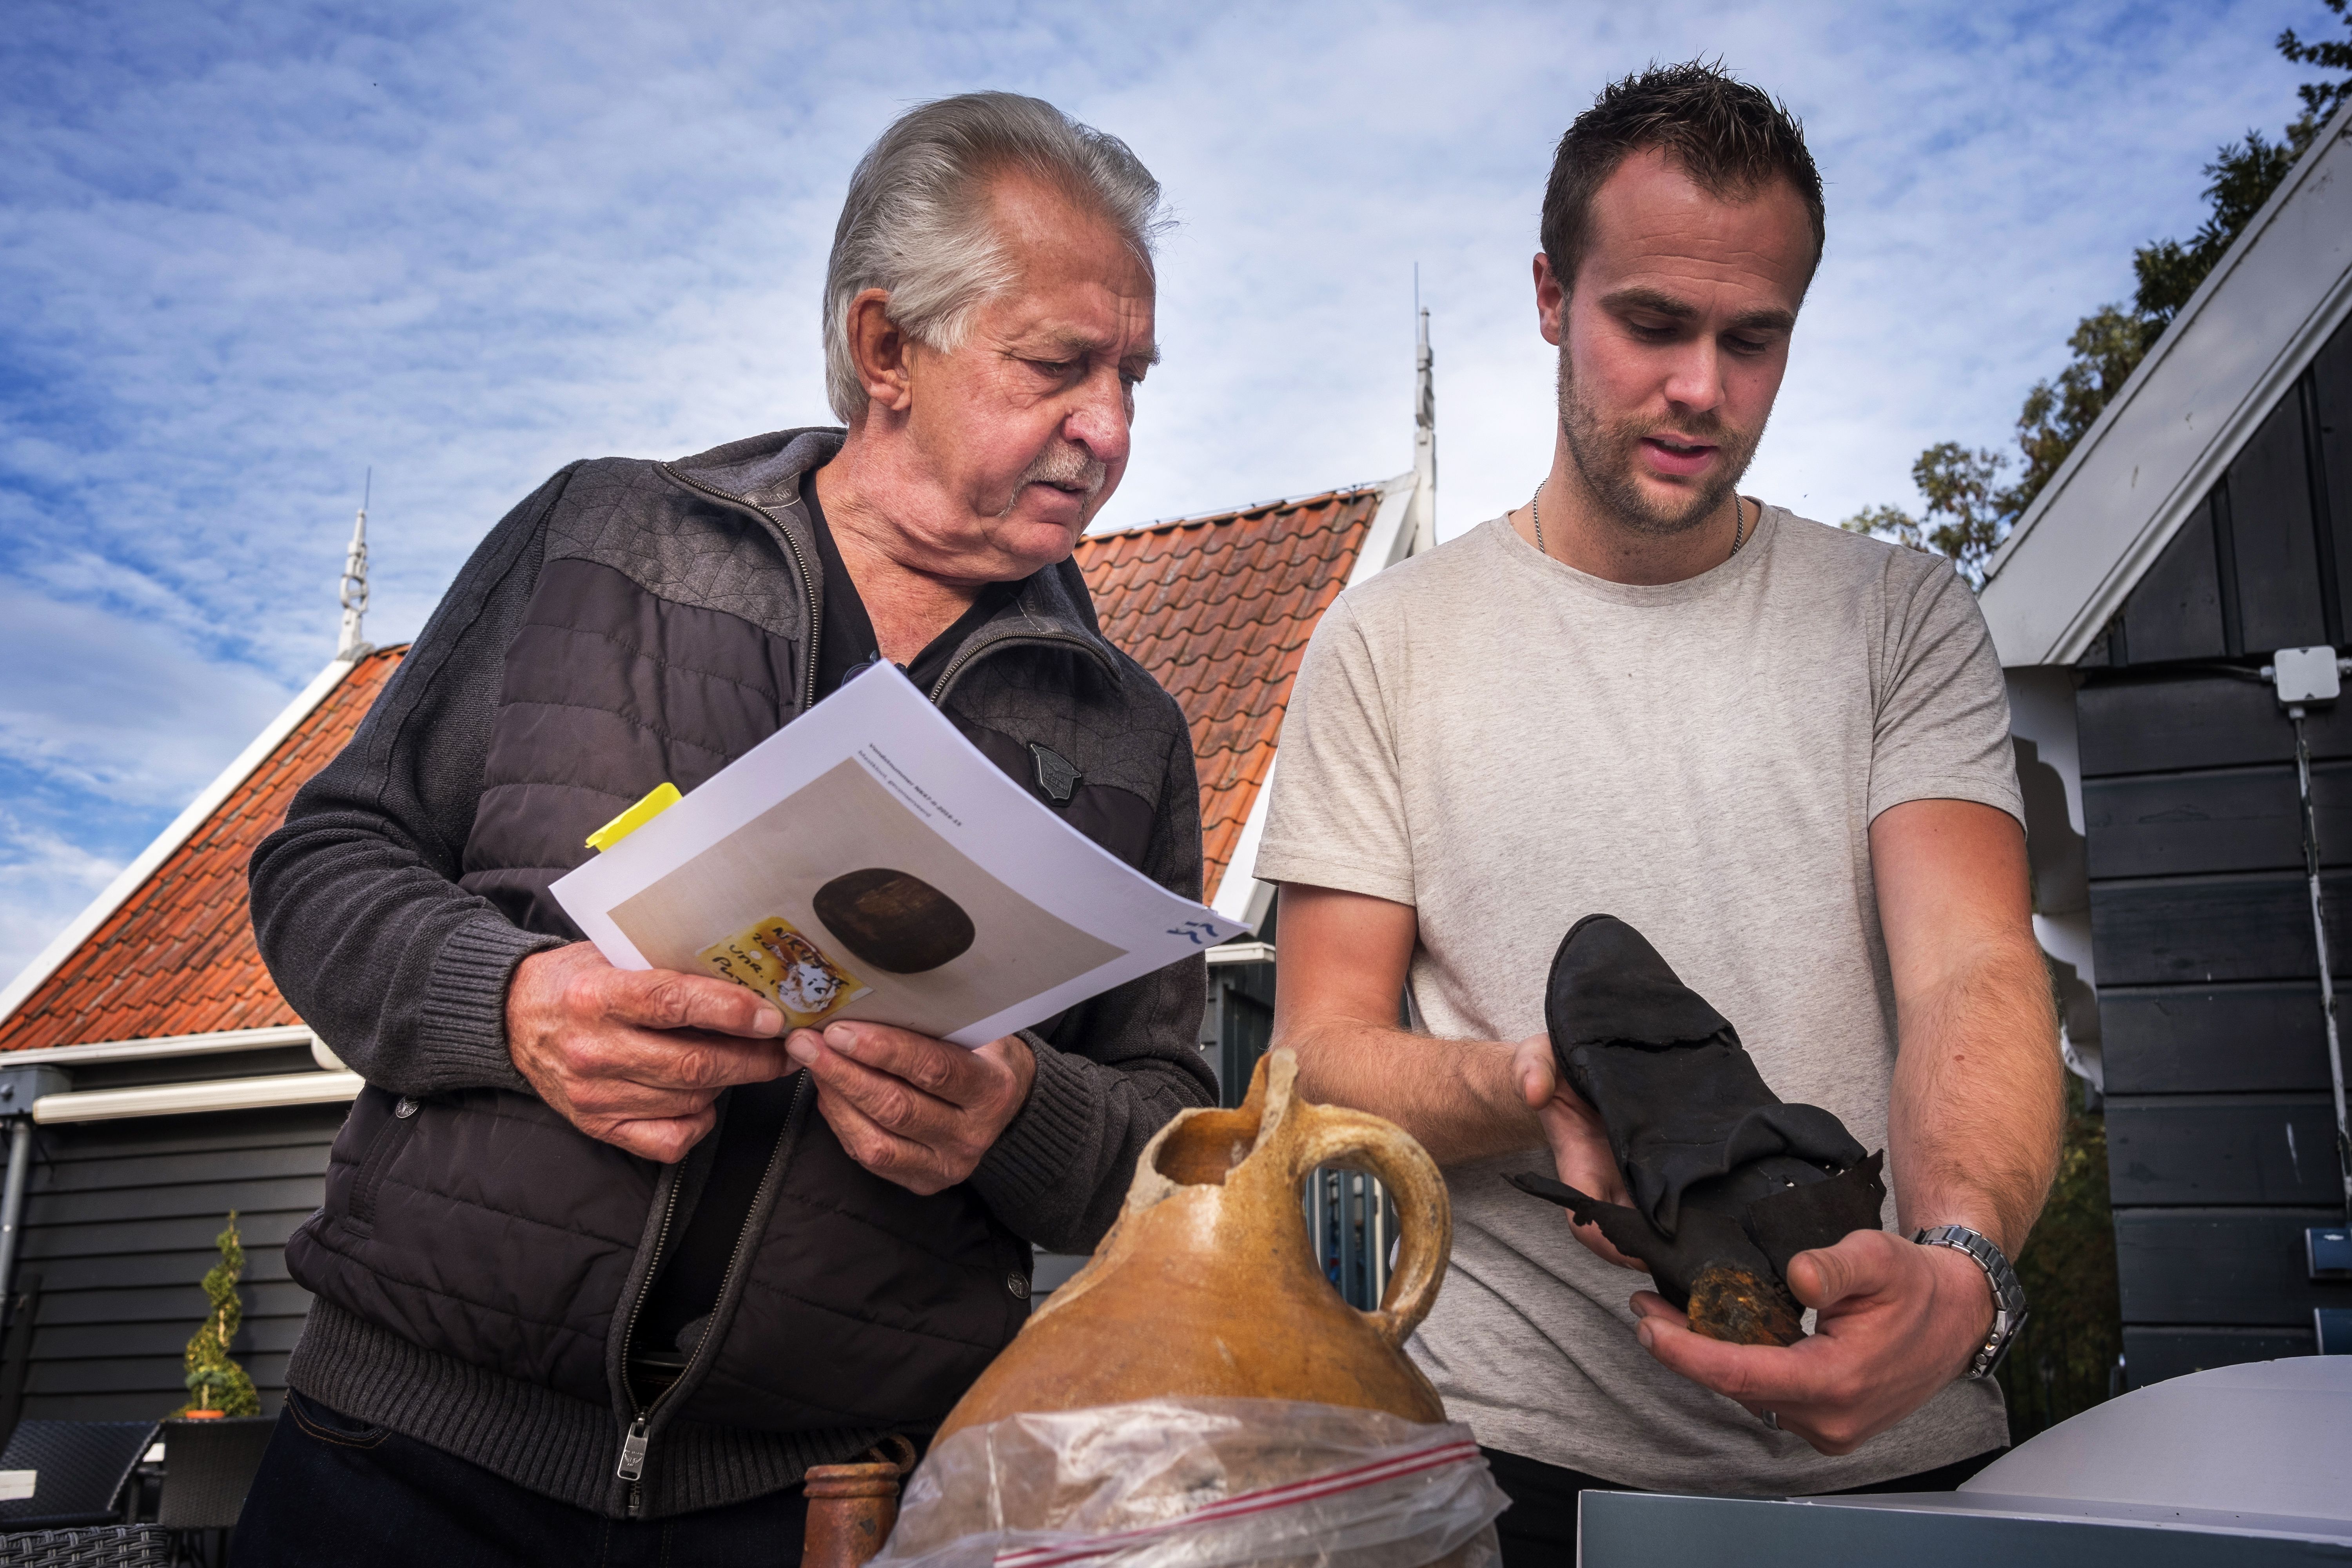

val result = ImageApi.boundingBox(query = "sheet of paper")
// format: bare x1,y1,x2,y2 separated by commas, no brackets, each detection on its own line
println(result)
0,1472,34,1501
552,662,1246,1047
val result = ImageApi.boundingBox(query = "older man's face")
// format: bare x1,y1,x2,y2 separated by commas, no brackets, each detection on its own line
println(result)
898,172,1157,574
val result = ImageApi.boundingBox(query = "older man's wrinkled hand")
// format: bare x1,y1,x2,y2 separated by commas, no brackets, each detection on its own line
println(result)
1627,1226,1998,1455
786,1021,1036,1194
506,941,794,1163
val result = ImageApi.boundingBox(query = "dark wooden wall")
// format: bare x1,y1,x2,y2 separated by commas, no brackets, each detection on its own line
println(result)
1203,960,1275,1109
13,1102,340,1421
2077,310,2352,1387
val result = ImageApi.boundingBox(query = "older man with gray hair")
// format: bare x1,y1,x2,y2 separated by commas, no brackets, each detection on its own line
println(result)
236,93,1206,1564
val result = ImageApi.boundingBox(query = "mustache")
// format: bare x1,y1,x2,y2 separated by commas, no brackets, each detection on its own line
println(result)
1020,446,1108,500
1632,411,1729,445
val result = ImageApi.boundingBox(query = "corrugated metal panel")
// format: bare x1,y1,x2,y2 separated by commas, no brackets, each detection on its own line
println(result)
11,1104,339,1421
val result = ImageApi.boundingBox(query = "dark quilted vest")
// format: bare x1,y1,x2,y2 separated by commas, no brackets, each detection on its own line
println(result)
285,431,1178,1463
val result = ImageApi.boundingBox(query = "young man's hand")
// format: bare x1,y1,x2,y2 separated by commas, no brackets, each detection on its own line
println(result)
1626,1227,1997,1454
786,1021,1036,1194
506,942,794,1162
1512,1032,1645,1270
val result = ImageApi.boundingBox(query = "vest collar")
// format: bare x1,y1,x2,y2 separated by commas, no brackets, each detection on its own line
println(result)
666,428,1121,703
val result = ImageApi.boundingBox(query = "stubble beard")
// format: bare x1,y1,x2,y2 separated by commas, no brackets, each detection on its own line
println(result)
1556,350,1763,538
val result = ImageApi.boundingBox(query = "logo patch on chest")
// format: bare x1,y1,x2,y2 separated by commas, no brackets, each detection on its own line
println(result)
1027,742,1082,804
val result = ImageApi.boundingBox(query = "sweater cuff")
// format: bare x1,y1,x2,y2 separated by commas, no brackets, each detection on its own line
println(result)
970,1030,1100,1227
415,915,566,1093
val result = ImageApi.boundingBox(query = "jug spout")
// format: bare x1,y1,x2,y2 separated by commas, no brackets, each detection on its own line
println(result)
1138,1043,1292,1194
932,1051,1455,1437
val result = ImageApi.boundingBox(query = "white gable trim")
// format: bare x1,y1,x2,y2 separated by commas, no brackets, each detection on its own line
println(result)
1345,471,1421,591
1979,102,2352,667
0,655,367,1033
1209,470,1422,928
1209,751,1280,928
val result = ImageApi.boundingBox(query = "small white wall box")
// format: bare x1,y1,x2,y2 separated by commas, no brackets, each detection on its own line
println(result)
2272,646,2341,704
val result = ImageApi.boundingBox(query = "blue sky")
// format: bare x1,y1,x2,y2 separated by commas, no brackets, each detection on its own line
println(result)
0,0,2328,981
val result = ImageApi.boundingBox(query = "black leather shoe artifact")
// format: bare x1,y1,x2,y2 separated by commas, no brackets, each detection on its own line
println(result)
1508,914,1887,1347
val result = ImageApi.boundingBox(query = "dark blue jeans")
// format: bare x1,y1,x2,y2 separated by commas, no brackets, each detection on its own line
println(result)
231,1391,808,1568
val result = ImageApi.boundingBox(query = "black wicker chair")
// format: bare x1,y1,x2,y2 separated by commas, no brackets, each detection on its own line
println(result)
0,1527,171,1568
0,1423,157,1531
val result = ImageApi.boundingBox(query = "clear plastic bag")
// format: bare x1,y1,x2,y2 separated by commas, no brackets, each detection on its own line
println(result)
871,1397,1507,1568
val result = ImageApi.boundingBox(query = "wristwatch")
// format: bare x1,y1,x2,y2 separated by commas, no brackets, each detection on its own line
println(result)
1915,1224,2028,1380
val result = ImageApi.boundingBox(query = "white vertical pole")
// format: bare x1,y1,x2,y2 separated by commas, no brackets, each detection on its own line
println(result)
1410,308,1437,556
337,472,371,659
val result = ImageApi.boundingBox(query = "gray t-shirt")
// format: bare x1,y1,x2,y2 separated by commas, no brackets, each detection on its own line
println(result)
1254,508,2023,1494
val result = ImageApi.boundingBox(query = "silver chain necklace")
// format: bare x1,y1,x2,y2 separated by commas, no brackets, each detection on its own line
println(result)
1531,481,1746,562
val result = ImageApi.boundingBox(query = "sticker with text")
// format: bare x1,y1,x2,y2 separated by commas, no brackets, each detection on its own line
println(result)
699,917,871,1029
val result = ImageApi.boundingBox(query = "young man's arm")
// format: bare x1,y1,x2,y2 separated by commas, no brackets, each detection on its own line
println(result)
1273,882,1639,1265
1631,798,2064,1453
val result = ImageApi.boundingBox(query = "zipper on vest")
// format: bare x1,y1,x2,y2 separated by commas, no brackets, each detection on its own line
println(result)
613,1156,686,1509
617,1418,650,1487
657,463,823,714
612,1071,813,1514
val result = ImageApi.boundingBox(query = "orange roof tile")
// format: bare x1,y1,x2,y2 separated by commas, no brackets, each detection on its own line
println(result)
0,648,407,1053
1075,485,1385,894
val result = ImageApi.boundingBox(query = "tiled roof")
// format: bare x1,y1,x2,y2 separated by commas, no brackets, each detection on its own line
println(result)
1075,485,1385,893
0,648,406,1053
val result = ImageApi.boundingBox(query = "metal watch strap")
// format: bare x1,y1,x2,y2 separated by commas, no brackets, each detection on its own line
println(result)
1914,1223,2028,1380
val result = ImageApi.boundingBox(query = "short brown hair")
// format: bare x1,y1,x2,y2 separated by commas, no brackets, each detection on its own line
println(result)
1540,62,1825,292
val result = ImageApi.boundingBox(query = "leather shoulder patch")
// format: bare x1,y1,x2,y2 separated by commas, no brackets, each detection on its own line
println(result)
1027,742,1082,804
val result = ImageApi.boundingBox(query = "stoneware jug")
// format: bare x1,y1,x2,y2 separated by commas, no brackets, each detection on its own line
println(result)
935,1049,1452,1437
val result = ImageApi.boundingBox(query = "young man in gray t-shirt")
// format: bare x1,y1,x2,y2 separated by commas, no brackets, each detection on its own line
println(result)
1254,64,2063,1559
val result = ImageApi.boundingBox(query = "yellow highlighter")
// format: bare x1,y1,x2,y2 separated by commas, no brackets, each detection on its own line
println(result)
583,782,682,853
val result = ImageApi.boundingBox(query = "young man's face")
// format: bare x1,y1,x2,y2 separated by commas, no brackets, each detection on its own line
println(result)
1537,147,1815,534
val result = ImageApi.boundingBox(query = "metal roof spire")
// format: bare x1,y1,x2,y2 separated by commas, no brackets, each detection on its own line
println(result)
1409,284,1437,555
336,470,372,661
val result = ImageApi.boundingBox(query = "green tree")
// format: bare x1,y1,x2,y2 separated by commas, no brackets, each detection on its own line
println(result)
1995,1075,2123,1438
1843,443,2013,583
2281,0,2352,128
173,1212,260,1418
2129,130,2298,327
1846,4,2350,582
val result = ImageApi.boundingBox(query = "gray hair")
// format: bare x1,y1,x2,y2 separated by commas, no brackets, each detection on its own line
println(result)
823,92,1170,423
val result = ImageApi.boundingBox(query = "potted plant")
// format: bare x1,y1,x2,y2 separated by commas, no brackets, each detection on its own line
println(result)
171,1212,260,1419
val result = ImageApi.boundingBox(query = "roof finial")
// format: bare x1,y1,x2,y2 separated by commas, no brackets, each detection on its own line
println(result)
1410,291,1436,555
336,470,372,661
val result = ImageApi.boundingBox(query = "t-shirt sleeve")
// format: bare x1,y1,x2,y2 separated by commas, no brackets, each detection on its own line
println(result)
1868,556,2025,828
1251,595,1419,907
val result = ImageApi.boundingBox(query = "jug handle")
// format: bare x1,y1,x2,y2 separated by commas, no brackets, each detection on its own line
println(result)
1290,1106,1453,1349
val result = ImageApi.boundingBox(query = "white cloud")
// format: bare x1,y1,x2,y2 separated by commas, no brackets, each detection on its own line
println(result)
0,811,120,999
0,0,2332,977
